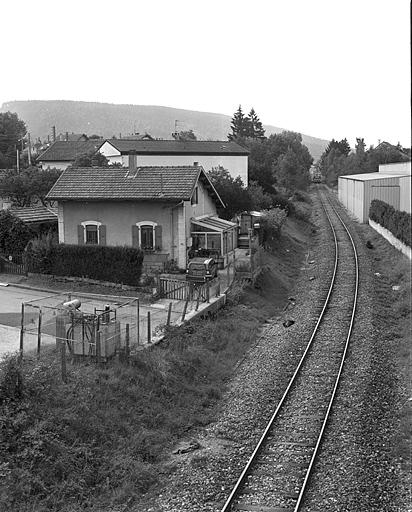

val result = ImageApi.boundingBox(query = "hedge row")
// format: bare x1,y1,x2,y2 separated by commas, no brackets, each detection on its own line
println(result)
369,199,411,248
24,236,144,286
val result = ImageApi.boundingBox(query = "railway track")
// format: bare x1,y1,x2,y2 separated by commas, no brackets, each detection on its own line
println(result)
220,190,359,512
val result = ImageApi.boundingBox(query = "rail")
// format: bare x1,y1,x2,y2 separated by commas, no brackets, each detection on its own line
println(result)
220,188,359,511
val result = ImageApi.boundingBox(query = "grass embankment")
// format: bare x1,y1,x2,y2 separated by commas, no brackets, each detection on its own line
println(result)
0,210,311,512
364,227,411,476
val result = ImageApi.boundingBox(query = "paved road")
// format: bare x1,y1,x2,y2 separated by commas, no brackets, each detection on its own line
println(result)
0,285,58,315
0,285,60,358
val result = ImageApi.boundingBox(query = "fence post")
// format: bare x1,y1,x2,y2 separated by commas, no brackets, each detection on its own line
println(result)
206,280,210,303
125,323,130,362
19,303,25,360
216,278,221,297
147,311,151,343
195,287,201,311
167,302,172,326
136,299,140,345
61,339,67,383
37,309,42,357
96,331,102,363
181,297,189,322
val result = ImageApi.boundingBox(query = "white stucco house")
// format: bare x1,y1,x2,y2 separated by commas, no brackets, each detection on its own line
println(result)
99,139,249,184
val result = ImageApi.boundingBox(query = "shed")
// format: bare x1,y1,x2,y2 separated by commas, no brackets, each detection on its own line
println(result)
338,173,409,223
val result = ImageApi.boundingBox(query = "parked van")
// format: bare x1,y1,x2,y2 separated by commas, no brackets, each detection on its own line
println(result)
186,257,218,282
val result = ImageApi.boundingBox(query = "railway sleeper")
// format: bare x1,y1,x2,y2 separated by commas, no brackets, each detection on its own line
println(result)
232,504,295,512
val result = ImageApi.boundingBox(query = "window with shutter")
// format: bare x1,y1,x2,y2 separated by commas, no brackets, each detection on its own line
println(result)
85,225,98,244
81,221,102,245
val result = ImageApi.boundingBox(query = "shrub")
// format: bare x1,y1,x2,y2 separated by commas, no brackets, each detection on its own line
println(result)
0,210,34,254
260,207,288,245
24,240,144,286
370,200,411,247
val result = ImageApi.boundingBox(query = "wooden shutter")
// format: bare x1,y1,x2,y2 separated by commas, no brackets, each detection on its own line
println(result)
155,225,162,250
77,225,84,245
132,225,139,247
99,225,106,245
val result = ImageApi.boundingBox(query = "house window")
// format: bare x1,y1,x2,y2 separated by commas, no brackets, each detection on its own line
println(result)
81,221,102,245
191,186,198,206
141,225,154,250
85,225,98,244
135,221,158,251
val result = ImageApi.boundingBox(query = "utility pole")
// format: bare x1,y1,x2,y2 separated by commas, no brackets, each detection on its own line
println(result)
27,133,32,166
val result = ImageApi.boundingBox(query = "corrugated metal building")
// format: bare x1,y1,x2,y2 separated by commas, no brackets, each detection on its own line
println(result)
338,161,411,223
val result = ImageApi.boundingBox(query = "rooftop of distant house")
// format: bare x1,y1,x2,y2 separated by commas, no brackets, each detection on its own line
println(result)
104,139,250,155
37,140,105,162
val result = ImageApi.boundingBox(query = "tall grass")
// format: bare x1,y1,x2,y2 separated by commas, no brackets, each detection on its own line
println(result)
0,286,265,511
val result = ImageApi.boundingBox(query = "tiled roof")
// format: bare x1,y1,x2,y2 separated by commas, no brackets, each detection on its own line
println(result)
106,139,250,155
37,140,105,162
10,204,58,223
47,165,224,206
56,133,89,142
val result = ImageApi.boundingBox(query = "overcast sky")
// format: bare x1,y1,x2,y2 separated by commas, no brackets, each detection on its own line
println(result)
1,0,410,147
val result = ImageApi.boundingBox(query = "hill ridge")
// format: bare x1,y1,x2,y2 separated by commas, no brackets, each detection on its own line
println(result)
1,100,329,160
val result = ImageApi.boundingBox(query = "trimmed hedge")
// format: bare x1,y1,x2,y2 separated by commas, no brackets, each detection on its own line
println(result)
25,237,144,286
369,199,411,248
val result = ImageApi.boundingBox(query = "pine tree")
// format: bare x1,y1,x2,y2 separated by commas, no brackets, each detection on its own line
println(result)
247,108,266,139
228,105,248,140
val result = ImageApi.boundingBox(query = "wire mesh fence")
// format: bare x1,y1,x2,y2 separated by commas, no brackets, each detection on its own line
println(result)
19,268,235,372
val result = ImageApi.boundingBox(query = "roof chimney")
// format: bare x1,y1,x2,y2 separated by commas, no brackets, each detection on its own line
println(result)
65,131,69,141
52,126,56,142
129,150,137,172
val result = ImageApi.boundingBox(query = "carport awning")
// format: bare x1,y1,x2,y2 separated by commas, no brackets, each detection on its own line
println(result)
191,216,236,232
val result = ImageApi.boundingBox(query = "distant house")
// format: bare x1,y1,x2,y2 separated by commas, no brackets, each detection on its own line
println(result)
47,159,237,269
9,204,58,234
37,140,105,170
56,133,89,142
99,139,249,184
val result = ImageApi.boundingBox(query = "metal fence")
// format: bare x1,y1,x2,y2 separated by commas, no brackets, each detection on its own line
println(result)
0,253,27,275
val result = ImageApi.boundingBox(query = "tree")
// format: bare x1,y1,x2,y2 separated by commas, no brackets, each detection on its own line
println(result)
228,105,248,141
275,148,311,191
0,210,34,254
245,108,266,139
172,130,197,141
0,112,27,168
248,139,277,192
1,167,62,206
72,151,109,167
248,181,274,210
208,166,252,220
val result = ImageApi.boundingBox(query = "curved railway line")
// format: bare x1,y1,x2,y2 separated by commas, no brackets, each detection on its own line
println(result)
220,189,360,512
